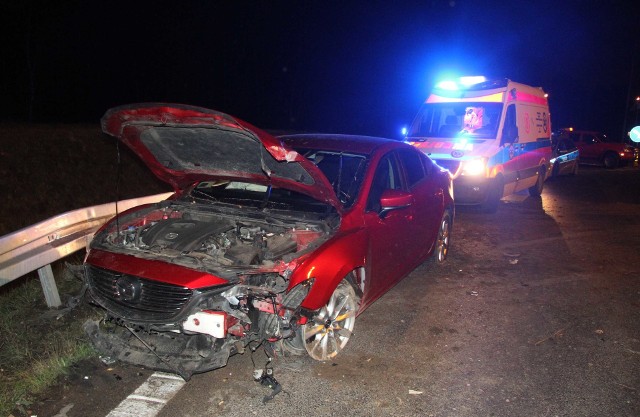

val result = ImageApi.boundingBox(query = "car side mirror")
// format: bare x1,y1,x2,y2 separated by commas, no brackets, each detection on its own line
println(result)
379,189,412,218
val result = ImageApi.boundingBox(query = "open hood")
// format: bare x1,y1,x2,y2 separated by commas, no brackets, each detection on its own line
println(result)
101,103,341,210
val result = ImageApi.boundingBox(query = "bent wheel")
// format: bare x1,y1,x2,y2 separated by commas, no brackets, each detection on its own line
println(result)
301,279,358,361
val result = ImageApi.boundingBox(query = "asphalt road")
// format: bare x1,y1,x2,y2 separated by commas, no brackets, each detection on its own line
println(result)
35,165,640,417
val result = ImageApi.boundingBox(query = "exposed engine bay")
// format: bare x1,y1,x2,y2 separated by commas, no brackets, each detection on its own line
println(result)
99,202,329,266
85,200,333,379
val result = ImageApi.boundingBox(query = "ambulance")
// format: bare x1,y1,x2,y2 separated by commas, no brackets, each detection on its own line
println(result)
405,77,552,212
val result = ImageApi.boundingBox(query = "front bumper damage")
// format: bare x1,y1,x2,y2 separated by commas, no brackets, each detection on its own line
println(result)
84,319,239,380
83,269,313,380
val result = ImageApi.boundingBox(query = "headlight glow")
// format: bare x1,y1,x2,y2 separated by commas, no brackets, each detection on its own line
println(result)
461,159,486,176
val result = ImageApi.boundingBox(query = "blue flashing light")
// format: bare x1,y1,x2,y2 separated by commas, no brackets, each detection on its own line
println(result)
401,126,408,136
459,76,487,87
434,76,487,91
435,80,459,91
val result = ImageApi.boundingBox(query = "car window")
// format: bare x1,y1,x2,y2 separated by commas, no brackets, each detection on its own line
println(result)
184,180,333,213
584,134,598,144
569,132,580,142
293,149,368,209
366,153,403,212
557,140,568,152
563,138,577,151
397,149,426,187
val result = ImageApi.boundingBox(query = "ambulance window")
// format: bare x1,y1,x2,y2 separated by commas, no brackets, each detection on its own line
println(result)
398,149,425,187
501,105,517,145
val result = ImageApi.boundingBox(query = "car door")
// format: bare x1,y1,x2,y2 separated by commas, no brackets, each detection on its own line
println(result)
576,132,598,161
396,148,443,260
362,151,416,300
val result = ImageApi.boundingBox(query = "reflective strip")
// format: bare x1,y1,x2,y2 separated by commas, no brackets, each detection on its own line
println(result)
507,91,548,105
106,372,185,417
426,92,504,104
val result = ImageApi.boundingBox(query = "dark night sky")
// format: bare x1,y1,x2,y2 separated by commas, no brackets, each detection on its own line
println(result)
2,0,639,139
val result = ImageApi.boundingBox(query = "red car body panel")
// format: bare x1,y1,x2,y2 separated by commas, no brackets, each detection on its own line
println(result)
101,103,341,210
87,249,230,288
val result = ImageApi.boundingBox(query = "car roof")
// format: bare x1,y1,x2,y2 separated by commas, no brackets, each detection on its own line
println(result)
279,133,406,155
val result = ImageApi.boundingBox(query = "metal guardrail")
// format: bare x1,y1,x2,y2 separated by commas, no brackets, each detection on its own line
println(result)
0,192,173,307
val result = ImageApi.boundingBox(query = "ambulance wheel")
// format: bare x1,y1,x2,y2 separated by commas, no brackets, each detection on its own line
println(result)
481,177,503,213
528,168,545,197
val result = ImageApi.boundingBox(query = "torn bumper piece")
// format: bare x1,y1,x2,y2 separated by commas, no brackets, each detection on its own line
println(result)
84,319,238,380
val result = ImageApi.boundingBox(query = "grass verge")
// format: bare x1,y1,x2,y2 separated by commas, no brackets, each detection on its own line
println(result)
0,260,99,417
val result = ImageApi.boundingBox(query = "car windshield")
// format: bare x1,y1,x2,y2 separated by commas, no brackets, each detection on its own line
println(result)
182,180,334,213
294,149,368,209
407,102,503,140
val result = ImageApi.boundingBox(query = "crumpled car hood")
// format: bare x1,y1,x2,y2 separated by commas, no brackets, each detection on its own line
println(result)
101,103,340,210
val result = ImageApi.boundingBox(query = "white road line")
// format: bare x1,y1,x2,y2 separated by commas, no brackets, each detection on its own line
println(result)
106,372,186,417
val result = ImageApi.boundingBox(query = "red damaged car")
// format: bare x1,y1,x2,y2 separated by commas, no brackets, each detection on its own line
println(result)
84,103,454,379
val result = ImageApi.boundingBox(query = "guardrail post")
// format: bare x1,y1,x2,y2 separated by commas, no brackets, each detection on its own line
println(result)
37,264,62,308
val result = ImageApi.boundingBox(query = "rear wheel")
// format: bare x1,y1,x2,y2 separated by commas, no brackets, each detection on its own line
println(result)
528,168,545,197
570,160,579,176
433,211,452,263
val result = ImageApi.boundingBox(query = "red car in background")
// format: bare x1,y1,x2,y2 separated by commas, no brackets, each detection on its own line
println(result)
559,128,635,168
84,104,454,379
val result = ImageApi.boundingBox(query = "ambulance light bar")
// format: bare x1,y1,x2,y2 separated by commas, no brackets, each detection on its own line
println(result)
434,76,488,91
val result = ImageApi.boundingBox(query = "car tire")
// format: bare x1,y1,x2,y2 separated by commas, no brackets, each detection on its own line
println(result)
528,167,545,197
551,162,560,178
433,210,452,263
481,176,503,213
285,277,359,361
570,160,579,176
603,152,619,169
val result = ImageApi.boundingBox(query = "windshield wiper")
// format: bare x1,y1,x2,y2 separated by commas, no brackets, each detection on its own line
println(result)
190,189,218,203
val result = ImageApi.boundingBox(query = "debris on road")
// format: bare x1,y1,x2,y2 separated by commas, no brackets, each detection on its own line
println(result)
535,328,566,345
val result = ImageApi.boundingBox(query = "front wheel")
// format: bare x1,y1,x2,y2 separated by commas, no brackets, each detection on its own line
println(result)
286,278,359,361
433,210,452,263
528,168,545,197
480,176,503,213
